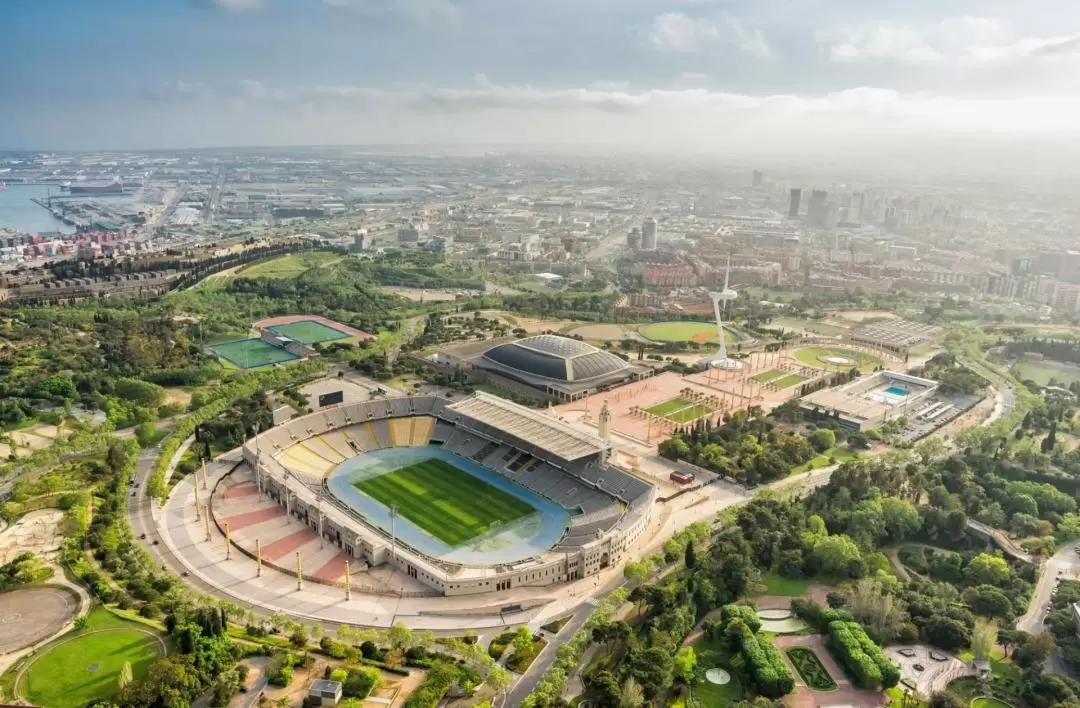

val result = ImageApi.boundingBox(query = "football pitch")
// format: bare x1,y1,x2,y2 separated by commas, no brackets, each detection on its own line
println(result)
267,320,351,344
646,397,712,423
354,459,535,546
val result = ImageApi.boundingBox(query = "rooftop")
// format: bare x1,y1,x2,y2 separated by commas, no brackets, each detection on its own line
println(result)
448,391,609,461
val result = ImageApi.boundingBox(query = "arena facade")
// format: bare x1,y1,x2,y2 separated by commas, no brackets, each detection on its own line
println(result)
235,392,656,596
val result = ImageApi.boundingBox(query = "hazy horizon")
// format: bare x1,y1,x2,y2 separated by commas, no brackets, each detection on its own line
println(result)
8,0,1080,173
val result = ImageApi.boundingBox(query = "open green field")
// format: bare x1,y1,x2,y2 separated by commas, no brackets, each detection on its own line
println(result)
1012,359,1080,387
795,346,882,372
752,369,786,383
971,698,1013,708
690,635,741,706
771,317,848,337
758,571,812,596
238,251,344,278
645,397,713,423
209,338,299,369
638,321,735,344
267,320,351,344
790,446,857,475
20,608,164,708
354,459,535,546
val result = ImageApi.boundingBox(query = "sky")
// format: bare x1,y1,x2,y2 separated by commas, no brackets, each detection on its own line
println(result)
7,0,1080,167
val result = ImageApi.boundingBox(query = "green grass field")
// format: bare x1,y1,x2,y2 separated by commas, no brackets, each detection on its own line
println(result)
790,446,857,475
770,316,848,337
354,459,535,546
267,320,351,344
638,321,736,344
772,373,807,388
752,369,786,383
239,251,344,278
22,608,164,708
209,338,299,368
794,346,882,372
1012,360,1080,387
758,571,812,596
645,397,713,423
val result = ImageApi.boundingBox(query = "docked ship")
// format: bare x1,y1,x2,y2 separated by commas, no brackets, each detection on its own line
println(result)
63,179,137,195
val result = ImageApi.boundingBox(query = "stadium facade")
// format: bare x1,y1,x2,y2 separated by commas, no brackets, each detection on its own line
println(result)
239,392,655,596
471,334,647,402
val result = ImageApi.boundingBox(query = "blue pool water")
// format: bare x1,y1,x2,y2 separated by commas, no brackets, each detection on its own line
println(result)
884,386,909,396
327,446,570,565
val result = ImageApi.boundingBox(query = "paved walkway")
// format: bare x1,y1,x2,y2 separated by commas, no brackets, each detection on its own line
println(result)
774,634,883,708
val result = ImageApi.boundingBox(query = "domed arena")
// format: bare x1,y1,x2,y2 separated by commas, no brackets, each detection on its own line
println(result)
473,334,642,402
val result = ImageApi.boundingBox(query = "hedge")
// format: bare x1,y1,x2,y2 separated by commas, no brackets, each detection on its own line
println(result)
827,620,899,689
721,604,762,634
733,621,795,698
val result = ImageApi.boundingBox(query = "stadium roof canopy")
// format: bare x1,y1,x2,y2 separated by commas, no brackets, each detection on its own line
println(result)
448,391,608,461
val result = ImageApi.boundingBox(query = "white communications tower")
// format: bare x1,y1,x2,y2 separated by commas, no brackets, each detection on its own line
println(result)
699,255,742,370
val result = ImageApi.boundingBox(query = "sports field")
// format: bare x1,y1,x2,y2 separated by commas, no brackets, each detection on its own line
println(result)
794,346,882,372
267,319,351,344
1012,360,1080,387
21,608,164,707
209,338,299,368
646,397,713,423
354,459,535,546
639,322,735,344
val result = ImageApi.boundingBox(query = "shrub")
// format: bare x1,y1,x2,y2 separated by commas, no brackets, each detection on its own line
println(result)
732,621,795,698
827,620,899,689
342,666,380,699
721,604,762,634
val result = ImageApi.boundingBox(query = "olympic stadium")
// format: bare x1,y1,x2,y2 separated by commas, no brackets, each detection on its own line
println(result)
218,392,656,596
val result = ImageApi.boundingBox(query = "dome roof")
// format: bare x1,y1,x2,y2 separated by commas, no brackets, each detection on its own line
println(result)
482,334,630,383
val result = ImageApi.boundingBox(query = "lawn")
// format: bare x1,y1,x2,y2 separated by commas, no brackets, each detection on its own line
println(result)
794,346,882,372
772,373,807,389
267,320,351,344
21,608,164,708
354,459,535,546
639,321,735,344
691,635,741,706
786,647,837,691
758,572,812,596
209,338,299,369
1011,360,1080,387
771,317,848,337
646,398,713,423
238,251,343,278
790,447,856,475
972,698,1013,708
752,369,786,383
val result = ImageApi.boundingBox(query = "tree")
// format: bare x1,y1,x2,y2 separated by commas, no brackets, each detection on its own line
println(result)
685,541,699,570
1013,631,1055,669
915,437,946,465
623,560,650,586
117,661,133,691
673,647,697,684
921,617,970,652
812,534,862,577
512,626,534,655
809,428,836,453
964,554,1011,587
487,666,512,697
850,578,907,644
619,677,646,708
389,622,413,650
929,692,966,708
971,618,998,662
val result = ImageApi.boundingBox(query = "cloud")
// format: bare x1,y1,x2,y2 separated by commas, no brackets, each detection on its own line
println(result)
824,16,1080,68
321,0,459,26
648,12,770,57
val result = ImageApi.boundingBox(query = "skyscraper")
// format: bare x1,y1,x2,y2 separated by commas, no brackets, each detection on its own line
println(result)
641,217,658,250
788,189,802,218
807,190,828,228
752,170,764,187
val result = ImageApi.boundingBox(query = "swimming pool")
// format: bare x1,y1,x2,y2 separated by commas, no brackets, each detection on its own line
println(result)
884,386,909,396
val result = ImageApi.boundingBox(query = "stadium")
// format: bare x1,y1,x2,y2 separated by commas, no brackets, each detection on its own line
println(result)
798,370,939,431
219,392,656,596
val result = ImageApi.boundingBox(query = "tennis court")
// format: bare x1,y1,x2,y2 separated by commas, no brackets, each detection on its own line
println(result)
209,339,299,369
266,319,351,345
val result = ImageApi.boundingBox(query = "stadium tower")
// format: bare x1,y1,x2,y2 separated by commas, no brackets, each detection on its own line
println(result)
699,256,742,370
